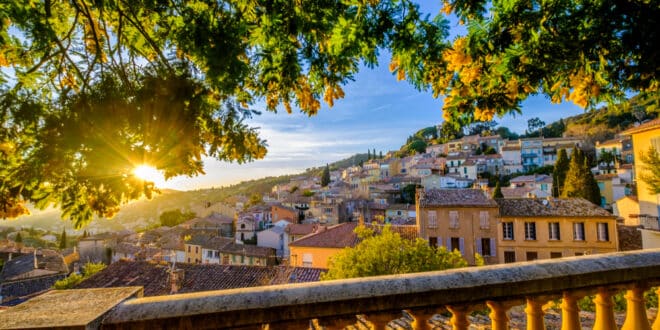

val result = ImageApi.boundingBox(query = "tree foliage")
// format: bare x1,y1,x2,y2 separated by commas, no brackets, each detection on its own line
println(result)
492,181,503,198
321,225,468,280
321,164,330,187
53,262,106,289
552,149,569,197
561,149,601,205
639,147,660,195
0,0,448,226
59,229,67,249
159,209,196,227
2,0,657,226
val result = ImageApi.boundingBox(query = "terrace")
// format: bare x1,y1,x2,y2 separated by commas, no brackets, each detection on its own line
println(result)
1,249,659,329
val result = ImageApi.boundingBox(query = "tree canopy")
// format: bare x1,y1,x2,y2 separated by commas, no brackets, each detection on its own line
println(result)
321,225,468,280
2,0,657,226
639,147,660,195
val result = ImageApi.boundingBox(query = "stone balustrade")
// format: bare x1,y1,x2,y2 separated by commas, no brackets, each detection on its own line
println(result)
99,249,660,329
1,249,660,329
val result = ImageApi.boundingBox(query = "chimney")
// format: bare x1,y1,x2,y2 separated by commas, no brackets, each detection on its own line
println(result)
8,252,12,261
170,269,185,294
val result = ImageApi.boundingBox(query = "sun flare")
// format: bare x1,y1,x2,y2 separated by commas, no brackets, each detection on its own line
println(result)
133,165,165,186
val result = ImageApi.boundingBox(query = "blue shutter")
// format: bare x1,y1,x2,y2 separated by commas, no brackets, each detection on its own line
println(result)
476,237,483,255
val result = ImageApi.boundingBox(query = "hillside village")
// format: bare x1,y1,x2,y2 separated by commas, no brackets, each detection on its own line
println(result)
1,117,659,307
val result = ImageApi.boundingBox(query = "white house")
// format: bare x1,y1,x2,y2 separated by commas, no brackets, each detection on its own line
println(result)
421,174,473,190
257,225,289,258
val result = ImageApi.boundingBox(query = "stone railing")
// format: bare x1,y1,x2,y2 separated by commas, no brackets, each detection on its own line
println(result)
1,249,659,329
99,249,660,330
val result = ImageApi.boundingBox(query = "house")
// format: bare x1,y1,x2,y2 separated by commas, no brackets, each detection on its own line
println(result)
77,232,130,264
289,222,360,268
285,224,321,243
621,119,660,221
520,138,544,172
235,216,258,243
184,235,210,264
271,204,298,223
76,260,325,296
595,174,631,209
111,242,141,263
596,137,634,165
257,225,288,258
496,198,618,263
501,142,523,174
219,243,276,266
200,237,233,264
415,189,499,265
509,174,553,195
0,251,69,304
421,174,473,190
180,213,234,237
385,204,415,224
540,137,583,167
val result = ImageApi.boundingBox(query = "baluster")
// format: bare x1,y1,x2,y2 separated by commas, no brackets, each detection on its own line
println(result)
361,312,396,330
622,285,651,330
446,305,471,330
486,301,514,330
525,297,545,330
560,291,582,330
405,309,438,330
593,287,617,330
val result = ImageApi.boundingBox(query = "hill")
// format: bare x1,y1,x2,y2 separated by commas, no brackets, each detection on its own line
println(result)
0,153,371,233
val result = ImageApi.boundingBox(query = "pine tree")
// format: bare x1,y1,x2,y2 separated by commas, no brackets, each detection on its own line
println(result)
321,164,330,187
552,149,570,197
59,229,67,249
492,181,504,198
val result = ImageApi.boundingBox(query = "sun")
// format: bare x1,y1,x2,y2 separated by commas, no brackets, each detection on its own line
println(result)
132,165,165,186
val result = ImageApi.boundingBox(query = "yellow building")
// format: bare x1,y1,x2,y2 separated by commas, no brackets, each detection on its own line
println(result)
622,119,660,219
496,198,618,262
289,222,359,268
416,189,500,265
184,237,205,264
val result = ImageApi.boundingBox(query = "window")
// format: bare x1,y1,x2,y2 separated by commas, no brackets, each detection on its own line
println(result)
429,237,438,248
575,252,584,256
573,222,585,241
207,251,213,258
449,211,459,229
502,222,514,240
214,251,219,258
548,222,561,240
504,251,516,263
187,246,191,253
302,253,313,267
524,222,536,240
597,223,610,241
550,252,562,259
450,237,460,252
479,211,490,229
195,246,198,253
479,238,493,257
428,211,437,228
526,251,538,261
222,255,229,264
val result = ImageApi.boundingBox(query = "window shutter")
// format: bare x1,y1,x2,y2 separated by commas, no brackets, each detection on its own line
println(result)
459,238,465,255
476,237,483,255
438,237,443,248
490,239,496,257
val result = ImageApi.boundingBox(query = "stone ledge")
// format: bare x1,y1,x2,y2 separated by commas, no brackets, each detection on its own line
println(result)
0,287,143,330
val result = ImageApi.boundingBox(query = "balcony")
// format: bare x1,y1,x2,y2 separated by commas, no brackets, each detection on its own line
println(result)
2,249,660,329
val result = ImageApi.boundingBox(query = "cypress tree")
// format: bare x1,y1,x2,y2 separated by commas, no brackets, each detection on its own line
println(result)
552,149,570,197
367,149,371,160
15,232,22,243
584,158,603,206
561,149,602,205
59,229,67,249
321,164,330,187
492,181,504,198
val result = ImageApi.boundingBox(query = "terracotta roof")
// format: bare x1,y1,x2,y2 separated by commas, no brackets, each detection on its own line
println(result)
621,118,660,135
510,174,552,184
76,261,325,296
595,174,619,180
500,187,550,199
285,224,319,236
289,222,360,248
496,198,615,217
418,189,497,207
0,253,68,282
220,243,275,258
367,224,420,241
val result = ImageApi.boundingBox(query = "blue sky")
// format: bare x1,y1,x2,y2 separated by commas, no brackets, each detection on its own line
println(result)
161,2,585,190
